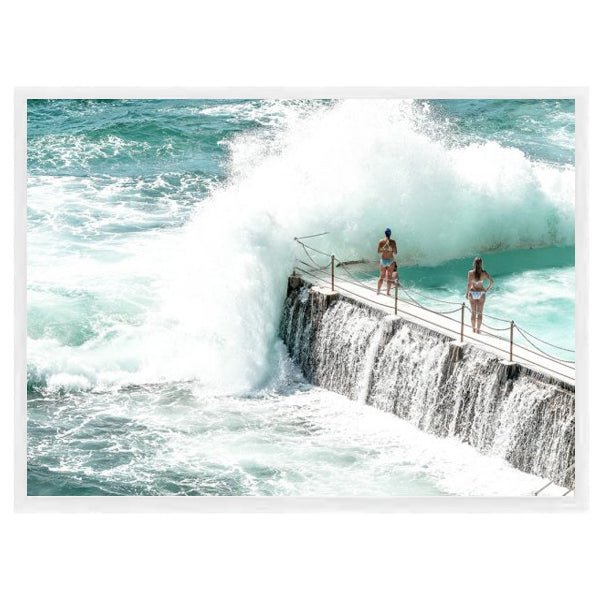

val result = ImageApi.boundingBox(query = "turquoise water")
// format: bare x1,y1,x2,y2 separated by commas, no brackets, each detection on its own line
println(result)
399,247,575,360
433,99,575,165
27,99,575,495
342,245,575,361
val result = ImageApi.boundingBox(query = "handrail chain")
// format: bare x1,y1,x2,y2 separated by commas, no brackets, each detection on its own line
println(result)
293,239,575,372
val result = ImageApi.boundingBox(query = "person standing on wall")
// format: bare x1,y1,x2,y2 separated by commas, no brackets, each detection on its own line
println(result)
377,227,397,295
465,256,494,333
390,260,399,287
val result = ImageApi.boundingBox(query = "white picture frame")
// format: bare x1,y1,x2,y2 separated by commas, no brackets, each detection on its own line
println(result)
15,87,589,512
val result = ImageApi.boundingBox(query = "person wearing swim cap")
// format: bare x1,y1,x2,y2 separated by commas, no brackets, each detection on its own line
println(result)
377,228,398,295
465,256,494,334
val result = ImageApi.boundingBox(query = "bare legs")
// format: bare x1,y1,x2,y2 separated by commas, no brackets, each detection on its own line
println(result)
377,266,393,295
468,295,486,333
377,266,387,294
386,268,393,295
469,296,477,331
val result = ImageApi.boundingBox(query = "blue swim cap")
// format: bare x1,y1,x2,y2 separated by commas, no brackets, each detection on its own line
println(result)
384,228,391,237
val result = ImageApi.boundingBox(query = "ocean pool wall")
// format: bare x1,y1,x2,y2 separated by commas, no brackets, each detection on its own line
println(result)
280,278,575,488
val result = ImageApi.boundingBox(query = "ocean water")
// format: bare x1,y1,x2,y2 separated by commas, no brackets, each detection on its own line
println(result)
27,98,575,496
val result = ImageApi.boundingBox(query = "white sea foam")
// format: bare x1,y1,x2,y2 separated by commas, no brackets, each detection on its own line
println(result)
28,99,575,393
28,134,153,172
30,382,565,496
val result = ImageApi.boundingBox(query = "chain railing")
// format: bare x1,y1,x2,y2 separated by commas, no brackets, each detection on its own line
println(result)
293,237,575,382
533,463,575,496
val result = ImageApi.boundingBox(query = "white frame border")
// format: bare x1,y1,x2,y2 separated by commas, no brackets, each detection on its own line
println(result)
14,87,589,512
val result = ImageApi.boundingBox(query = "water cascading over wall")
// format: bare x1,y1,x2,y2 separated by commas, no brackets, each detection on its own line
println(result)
280,280,575,488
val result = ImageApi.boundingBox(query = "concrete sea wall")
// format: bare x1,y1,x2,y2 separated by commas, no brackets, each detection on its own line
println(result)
280,278,575,488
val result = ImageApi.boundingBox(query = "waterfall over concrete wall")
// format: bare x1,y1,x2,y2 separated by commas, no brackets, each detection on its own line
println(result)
280,280,575,488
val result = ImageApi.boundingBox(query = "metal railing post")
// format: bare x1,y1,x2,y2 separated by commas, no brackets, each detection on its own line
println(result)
290,236,575,380
331,254,335,291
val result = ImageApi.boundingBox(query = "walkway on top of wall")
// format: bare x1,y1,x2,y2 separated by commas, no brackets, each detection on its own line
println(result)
293,269,575,388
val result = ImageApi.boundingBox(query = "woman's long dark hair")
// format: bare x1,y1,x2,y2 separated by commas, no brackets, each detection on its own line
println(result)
473,256,483,279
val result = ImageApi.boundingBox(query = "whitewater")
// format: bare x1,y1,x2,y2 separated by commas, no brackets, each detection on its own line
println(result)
27,98,575,495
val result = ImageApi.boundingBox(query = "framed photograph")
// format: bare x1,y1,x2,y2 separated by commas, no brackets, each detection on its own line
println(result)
15,88,588,511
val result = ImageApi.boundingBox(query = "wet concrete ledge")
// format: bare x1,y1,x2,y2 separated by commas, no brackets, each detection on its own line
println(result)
289,275,575,394
282,277,575,489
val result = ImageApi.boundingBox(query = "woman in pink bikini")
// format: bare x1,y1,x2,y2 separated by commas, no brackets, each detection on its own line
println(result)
377,227,397,295
465,256,494,334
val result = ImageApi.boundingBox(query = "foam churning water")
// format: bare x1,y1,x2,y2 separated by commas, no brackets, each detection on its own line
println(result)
27,99,575,495
28,99,574,395
281,284,575,487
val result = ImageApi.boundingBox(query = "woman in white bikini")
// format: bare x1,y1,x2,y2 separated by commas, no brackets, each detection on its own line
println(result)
465,256,494,334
